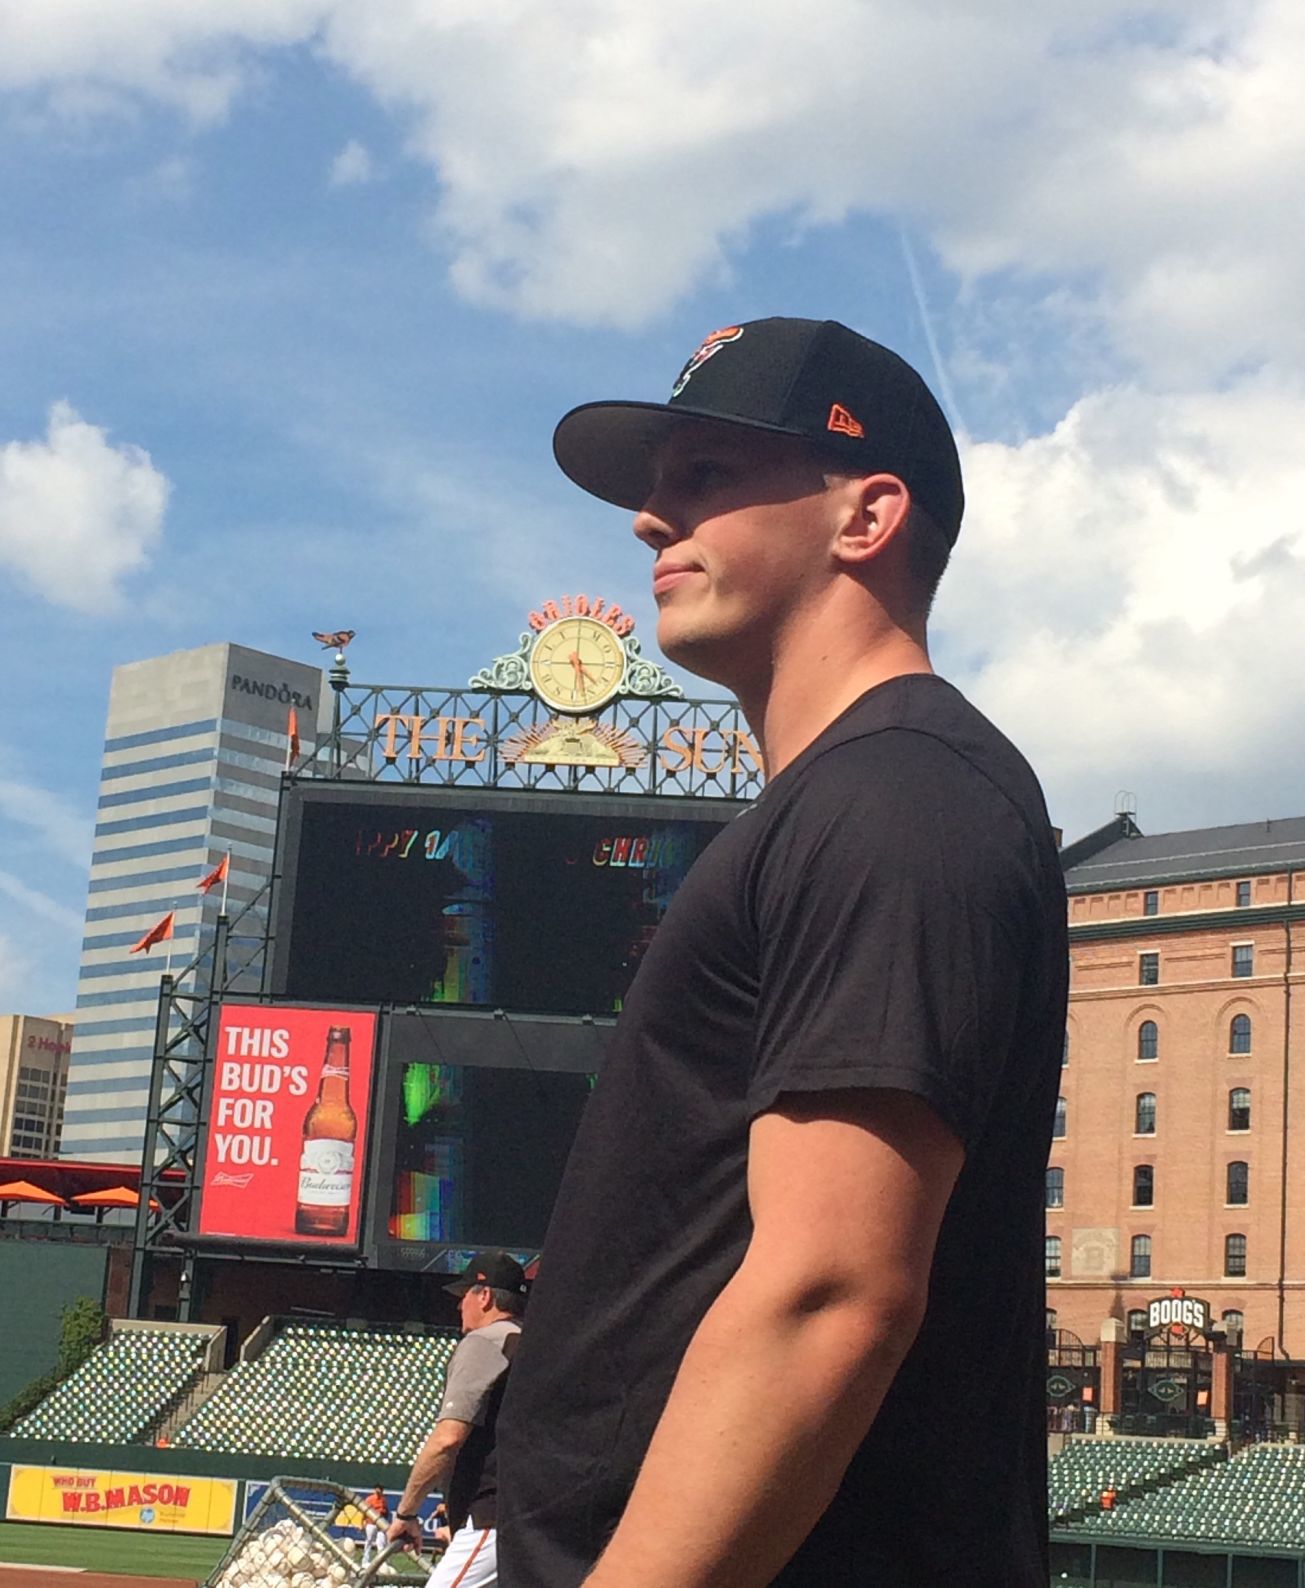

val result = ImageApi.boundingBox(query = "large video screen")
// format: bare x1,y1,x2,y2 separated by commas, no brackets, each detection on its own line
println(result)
274,789,738,1016
385,1059,591,1249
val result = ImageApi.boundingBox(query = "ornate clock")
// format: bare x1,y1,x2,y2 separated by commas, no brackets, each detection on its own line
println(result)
528,616,628,714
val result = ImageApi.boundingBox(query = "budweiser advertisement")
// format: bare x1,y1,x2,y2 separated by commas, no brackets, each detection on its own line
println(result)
198,1004,378,1245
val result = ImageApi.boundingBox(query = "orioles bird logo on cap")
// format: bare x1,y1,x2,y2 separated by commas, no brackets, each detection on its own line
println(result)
671,325,744,398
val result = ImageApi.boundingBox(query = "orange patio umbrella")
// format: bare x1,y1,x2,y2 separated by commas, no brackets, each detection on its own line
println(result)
71,1186,161,1214
0,1178,67,1212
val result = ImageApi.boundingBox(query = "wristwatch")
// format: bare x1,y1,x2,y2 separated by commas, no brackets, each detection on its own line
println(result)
396,1511,420,1521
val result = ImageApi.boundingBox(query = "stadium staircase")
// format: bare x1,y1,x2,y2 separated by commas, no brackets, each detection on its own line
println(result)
6,1323,217,1445
168,1319,459,1465
1051,1438,1305,1550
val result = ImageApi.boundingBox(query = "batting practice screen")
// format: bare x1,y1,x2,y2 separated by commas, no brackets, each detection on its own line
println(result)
269,784,743,1017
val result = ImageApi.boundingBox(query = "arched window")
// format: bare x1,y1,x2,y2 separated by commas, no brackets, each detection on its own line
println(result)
1222,1310,1245,1340
1132,1164,1154,1206
1227,1161,1249,1205
1138,1020,1159,1062
1229,1088,1251,1131
1053,1097,1067,1138
1135,1092,1157,1134
1062,1031,1069,1067
1230,1014,1252,1054
1046,1307,1058,1337
1127,1309,1147,1335
1225,1233,1247,1277
1045,1235,1062,1278
1130,1234,1152,1278
1046,1167,1064,1209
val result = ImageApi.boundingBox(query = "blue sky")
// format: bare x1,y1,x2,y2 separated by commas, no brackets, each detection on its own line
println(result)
2,1,1303,1013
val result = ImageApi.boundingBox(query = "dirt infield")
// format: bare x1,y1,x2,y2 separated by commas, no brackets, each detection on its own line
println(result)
0,1573,196,1588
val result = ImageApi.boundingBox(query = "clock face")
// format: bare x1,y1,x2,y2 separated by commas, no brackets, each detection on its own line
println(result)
528,617,627,713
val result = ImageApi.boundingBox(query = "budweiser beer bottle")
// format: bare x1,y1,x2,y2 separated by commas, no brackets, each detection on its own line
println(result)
295,1026,357,1237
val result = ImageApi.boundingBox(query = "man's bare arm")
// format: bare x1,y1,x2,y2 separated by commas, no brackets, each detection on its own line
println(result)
583,1087,964,1588
386,1418,471,1543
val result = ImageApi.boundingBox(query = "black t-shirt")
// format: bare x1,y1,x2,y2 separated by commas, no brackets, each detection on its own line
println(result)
497,676,1067,1586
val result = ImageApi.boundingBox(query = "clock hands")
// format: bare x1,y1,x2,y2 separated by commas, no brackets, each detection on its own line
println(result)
568,649,597,686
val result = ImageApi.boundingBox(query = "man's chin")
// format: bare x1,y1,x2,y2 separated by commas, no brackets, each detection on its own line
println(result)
657,620,734,689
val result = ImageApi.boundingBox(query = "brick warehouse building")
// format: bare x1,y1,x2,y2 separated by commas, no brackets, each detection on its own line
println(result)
1052,813,1305,1359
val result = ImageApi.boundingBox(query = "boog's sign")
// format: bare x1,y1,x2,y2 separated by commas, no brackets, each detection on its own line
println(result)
1147,1294,1211,1334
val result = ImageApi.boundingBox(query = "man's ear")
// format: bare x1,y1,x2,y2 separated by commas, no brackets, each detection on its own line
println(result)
832,474,911,568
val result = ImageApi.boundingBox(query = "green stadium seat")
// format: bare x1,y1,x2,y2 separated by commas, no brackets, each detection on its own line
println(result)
169,1320,459,1465
4,1327,206,1445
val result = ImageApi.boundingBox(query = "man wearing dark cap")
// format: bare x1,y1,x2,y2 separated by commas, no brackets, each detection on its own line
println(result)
389,1250,525,1586
496,319,1068,1586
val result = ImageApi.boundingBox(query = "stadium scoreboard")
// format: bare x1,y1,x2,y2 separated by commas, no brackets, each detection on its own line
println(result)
269,782,740,1016
195,783,744,1267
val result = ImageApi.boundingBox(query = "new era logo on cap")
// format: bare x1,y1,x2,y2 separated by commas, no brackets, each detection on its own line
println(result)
827,403,864,439
552,316,964,544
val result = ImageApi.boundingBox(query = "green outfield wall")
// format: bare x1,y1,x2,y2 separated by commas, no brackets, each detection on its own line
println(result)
0,1244,108,1408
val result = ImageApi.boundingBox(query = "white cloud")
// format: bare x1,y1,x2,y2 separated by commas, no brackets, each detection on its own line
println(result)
321,0,1305,368
329,138,373,186
0,871,83,932
0,402,170,612
0,0,324,123
0,754,95,870
0,930,40,1010
3,1,1302,368
128,154,193,202
937,376,1305,834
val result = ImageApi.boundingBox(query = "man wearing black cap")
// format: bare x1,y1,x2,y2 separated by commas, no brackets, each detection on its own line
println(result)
389,1250,525,1586
496,319,1068,1587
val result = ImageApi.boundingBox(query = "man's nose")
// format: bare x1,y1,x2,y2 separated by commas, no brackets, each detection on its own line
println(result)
632,499,680,549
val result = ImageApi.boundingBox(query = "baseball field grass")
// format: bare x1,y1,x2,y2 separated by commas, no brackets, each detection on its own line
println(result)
0,1521,227,1578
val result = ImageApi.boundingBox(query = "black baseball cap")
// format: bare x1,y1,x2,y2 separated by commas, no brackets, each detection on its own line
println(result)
443,1250,528,1298
553,317,964,545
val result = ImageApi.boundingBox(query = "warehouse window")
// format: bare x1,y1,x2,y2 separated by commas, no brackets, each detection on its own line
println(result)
1132,1164,1154,1207
1046,1167,1064,1209
1143,890,1159,917
1130,1235,1152,1278
1139,952,1159,985
1227,1161,1248,1205
1127,1309,1147,1335
1236,881,1251,907
1046,1236,1062,1278
1230,1014,1252,1054
1229,1088,1251,1131
1225,1233,1247,1278
1138,1020,1158,1062
1135,1092,1156,1135
1232,943,1254,978
1054,1097,1067,1138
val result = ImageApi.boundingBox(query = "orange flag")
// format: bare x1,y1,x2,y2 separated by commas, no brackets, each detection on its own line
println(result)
286,705,301,770
130,911,175,955
196,854,229,895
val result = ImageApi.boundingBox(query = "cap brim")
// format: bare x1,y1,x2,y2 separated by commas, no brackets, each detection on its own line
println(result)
443,1279,475,1297
552,401,806,512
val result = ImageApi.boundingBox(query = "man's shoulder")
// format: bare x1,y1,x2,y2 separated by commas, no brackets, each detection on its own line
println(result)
456,1319,521,1358
786,677,1049,833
